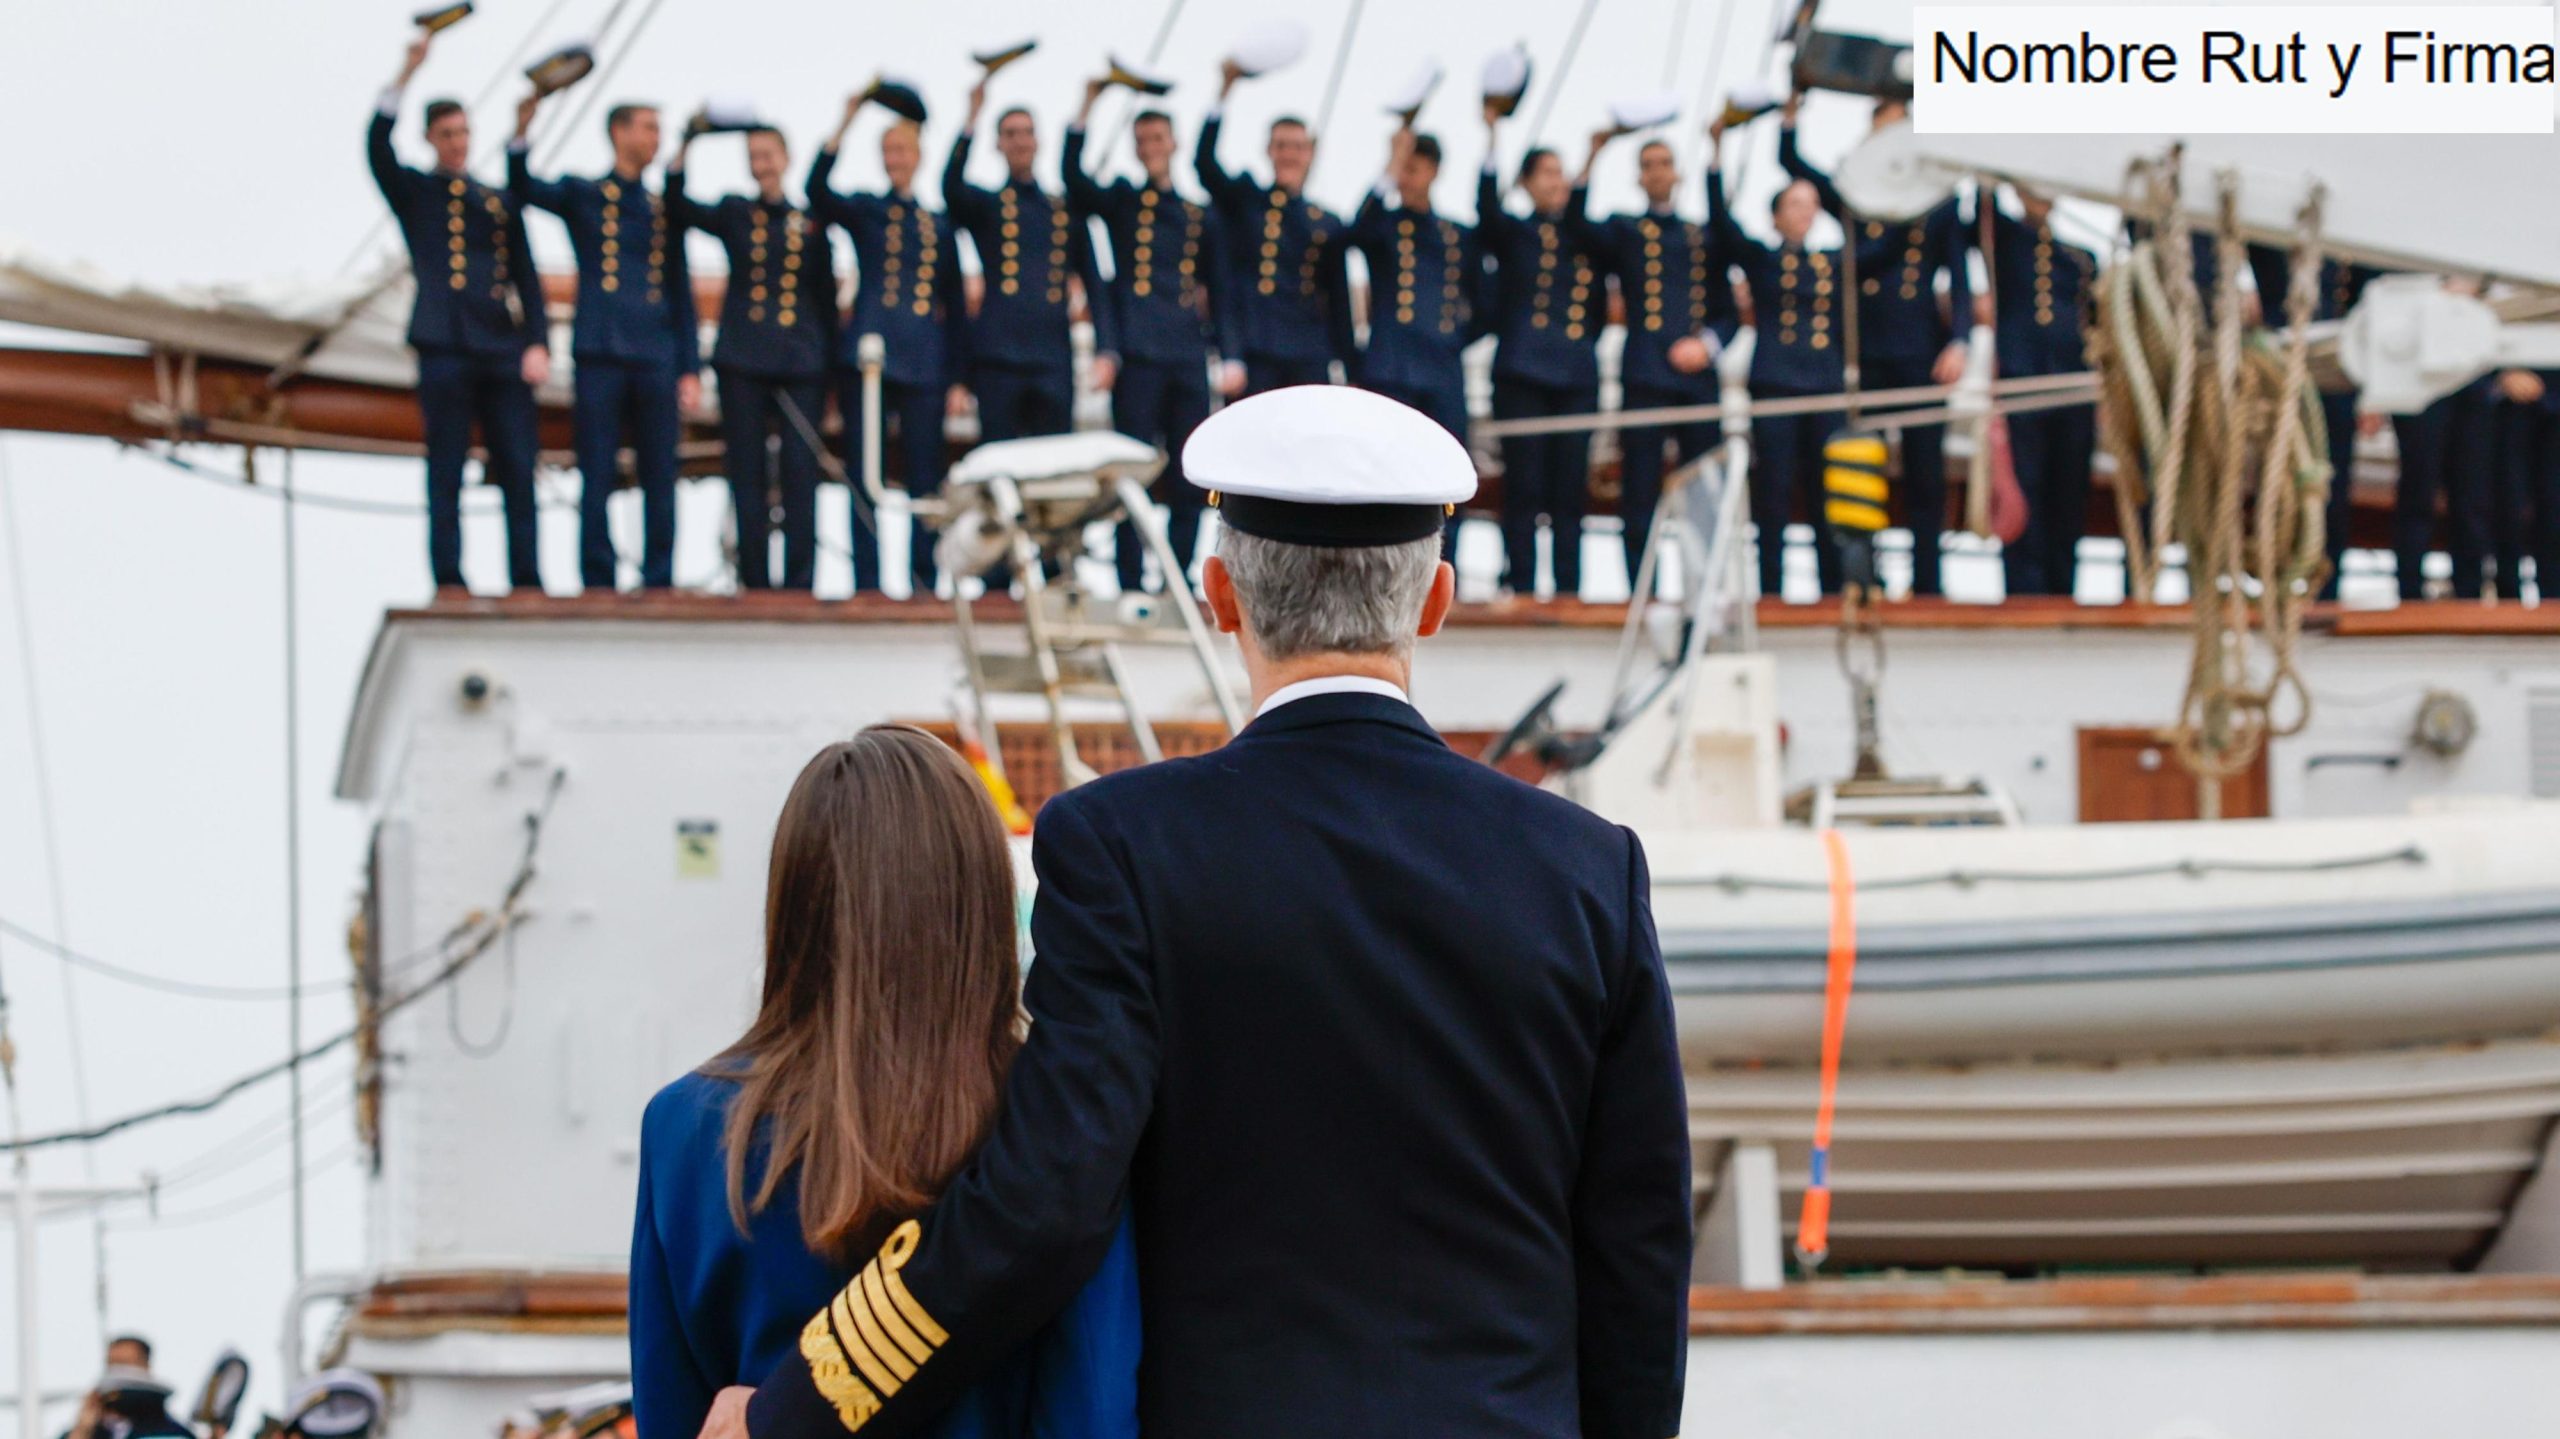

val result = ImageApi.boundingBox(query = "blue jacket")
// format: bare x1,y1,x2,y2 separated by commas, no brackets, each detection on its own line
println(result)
667,170,836,380
368,109,547,357
631,1070,1139,1439
746,692,1693,1439
943,134,1115,374
1969,202,2095,377
1777,128,1969,364
1567,185,1737,400
1345,188,1481,397
806,150,969,389
508,145,701,371
1478,167,1603,390
1061,127,1236,367
2246,244,2378,327
1193,114,1353,369
1705,166,1845,394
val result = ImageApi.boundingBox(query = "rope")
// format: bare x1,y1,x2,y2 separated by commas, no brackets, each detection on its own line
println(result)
1527,0,1607,145
280,446,310,1281
534,0,669,171
1313,0,1371,140
1793,828,1857,1273
2090,151,2329,801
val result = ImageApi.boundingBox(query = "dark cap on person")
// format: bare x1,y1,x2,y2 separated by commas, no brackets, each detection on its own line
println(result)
865,75,930,123
1183,386,1476,547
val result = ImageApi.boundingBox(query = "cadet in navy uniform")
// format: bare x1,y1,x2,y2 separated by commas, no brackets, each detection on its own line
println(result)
1705,106,1848,598
2248,245,2377,599
670,121,837,592
1346,125,1481,557
1196,61,1354,395
811,87,970,596
715,385,1692,1439
1574,125,1740,592
511,94,702,592
943,84,1116,443
370,30,550,597
1482,107,1607,600
1969,185,2097,597
1064,80,1237,593
1778,96,1972,596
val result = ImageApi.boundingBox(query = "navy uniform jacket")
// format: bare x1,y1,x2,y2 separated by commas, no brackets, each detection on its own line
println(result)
747,691,1694,1439
1568,185,1739,400
668,170,837,380
509,147,701,370
1778,128,1969,364
1705,167,1845,394
1971,204,2095,376
806,150,969,389
2246,244,2377,327
1061,128,1237,367
1193,114,1354,369
942,135,1116,372
1479,168,1604,390
1345,188,1483,394
368,111,548,357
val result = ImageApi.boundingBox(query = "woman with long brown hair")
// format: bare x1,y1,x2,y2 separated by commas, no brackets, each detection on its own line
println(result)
629,726,1138,1439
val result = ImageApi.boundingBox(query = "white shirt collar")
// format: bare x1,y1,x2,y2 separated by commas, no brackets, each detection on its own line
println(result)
1253,675,1412,719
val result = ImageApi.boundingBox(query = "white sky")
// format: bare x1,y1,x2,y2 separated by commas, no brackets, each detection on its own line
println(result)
0,0,1921,1427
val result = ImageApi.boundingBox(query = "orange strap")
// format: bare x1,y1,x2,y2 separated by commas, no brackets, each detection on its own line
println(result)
1795,828,1859,1271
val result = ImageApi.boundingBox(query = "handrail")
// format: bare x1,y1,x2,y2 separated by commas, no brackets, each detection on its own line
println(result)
1473,370,2100,440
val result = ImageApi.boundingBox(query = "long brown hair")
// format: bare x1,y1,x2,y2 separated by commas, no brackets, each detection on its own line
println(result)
713,725,1025,1257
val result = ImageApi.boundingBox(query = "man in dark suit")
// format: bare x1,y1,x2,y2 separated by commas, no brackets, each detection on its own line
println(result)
1574,127,1741,594
708,385,1693,1439
1064,82,1237,593
370,28,550,598
669,121,837,592
810,88,971,596
1969,185,2099,598
510,94,702,592
1346,124,1483,558
1196,62,1354,395
943,85,1116,444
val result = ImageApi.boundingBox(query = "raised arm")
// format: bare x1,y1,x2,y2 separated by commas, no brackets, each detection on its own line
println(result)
664,141,715,236
941,84,995,225
1775,109,1846,219
744,792,1160,1439
367,34,430,210
1194,66,1251,208
506,199,551,350
1061,80,1111,219
1571,831,1695,1439
1075,209,1120,363
505,93,570,215
1702,141,1756,262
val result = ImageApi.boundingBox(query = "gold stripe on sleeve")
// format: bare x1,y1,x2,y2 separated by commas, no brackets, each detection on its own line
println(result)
840,1271,920,1384
861,1261,937,1365
830,1289,906,1396
877,1219,951,1347
798,1310,884,1431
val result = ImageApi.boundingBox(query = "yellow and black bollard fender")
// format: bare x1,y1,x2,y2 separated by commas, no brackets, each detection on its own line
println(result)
1823,430,1891,594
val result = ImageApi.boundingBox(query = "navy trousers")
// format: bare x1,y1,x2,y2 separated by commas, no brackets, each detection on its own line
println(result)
1616,382,1716,593
2394,389,2494,600
572,355,683,590
415,347,541,591
1111,358,1215,592
1494,377,1598,597
975,362,1074,443
717,368,825,591
2003,399,2095,598
1864,353,1950,596
1363,377,1469,559
839,373,947,594
1749,388,1846,598
1243,353,1333,396
2496,401,2560,599
2317,390,2359,600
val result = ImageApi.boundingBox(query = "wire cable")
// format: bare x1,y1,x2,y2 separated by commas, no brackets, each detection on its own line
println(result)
534,0,668,171
1313,0,1371,142
0,767,564,1156
1526,0,1606,146
104,1143,361,1234
0,918,355,1002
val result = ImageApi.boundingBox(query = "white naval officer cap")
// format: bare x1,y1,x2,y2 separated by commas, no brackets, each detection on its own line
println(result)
1608,90,1682,133
284,1369,385,1437
1383,59,1444,122
1229,19,1311,78
1184,386,1476,547
1481,43,1533,117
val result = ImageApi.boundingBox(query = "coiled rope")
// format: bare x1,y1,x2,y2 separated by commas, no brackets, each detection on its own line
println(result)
2091,151,2332,801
